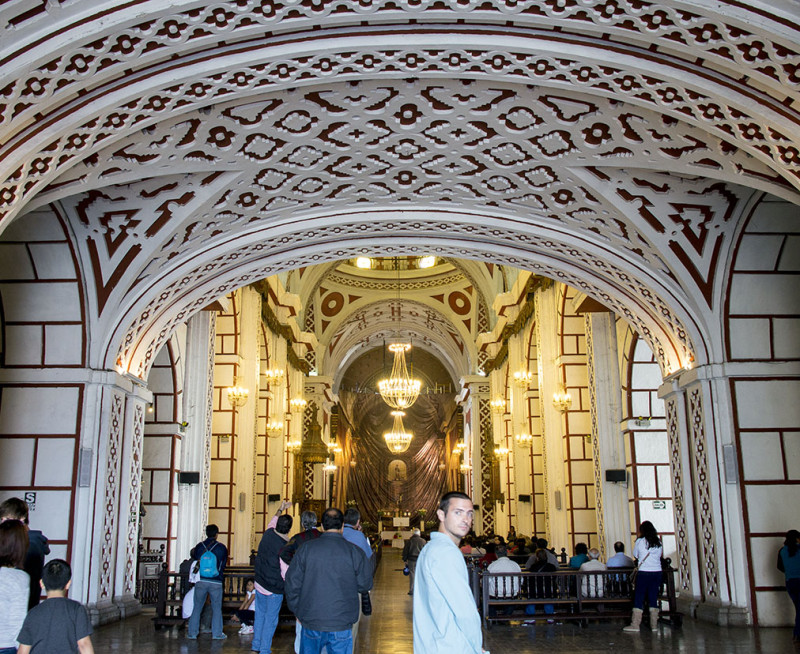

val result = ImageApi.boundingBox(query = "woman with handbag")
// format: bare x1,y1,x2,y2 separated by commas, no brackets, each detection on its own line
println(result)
623,521,663,632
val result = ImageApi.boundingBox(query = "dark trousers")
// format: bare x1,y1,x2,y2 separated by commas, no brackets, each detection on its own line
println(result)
632,570,661,610
787,577,800,638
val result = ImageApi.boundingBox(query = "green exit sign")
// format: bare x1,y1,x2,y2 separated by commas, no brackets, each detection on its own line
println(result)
652,500,667,510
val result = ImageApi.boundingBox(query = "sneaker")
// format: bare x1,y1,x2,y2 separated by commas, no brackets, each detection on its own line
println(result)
244,626,254,634
212,633,227,640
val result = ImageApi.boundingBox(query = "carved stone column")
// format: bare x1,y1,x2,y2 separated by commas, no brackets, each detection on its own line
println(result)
584,311,629,558
458,376,492,534
174,310,216,570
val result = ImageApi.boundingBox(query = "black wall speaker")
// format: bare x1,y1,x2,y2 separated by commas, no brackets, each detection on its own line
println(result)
518,494,531,503
178,471,200,485
268,493,281,503
605,469,627,482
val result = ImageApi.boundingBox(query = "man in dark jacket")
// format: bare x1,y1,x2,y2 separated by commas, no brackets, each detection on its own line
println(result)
187,524,228,640
254,501,293,654
284,507,373,654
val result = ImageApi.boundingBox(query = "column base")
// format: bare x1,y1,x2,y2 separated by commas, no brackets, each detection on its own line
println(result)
87,599,121,626
114,594,142,619
677,596,751,626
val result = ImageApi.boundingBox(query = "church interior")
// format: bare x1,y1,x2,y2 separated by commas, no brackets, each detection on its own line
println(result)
0,0,798,638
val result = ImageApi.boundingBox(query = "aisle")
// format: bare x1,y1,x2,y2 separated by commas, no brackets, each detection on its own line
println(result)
355,547,413,654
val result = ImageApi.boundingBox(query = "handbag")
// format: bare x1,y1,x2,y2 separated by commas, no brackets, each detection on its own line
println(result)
628,550,651,587
360,591,372,616
188,561,200,584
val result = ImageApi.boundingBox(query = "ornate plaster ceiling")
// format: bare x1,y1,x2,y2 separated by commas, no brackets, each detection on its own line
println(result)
1,1,797,377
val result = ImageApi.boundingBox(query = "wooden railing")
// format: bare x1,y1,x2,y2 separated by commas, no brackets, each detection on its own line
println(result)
474,564,682,629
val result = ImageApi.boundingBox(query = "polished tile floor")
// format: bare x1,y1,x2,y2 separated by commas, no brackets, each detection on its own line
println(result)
93,549,797,653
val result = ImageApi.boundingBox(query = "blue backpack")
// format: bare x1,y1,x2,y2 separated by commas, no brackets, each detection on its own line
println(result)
199,542,219,578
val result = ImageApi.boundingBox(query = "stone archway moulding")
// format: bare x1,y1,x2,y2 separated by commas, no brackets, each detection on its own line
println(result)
106,209,702,383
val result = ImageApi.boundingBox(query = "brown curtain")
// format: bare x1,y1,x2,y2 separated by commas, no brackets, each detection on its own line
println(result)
339,390,456,530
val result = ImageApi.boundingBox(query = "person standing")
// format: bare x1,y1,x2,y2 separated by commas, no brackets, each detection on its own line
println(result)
777,529,800,643
402,528,426,596
413,491,484,654
0,497,50,609
253,500,293,654
284,507,373,654
342,508,373,646
186,524,228,640
623,521,663,632
0,520,30,654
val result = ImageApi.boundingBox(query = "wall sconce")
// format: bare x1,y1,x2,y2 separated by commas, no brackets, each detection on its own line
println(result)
266,420,284,437
459,462,472,473
286,438,302,452
513,370,534,387
327,442,343,455
493,446,510,458
552,385,572,413
349,459,357,467
438,461,446,470
226,378,249,408
322,460,337,472
263,368,284,384
290,397,307,411
490,397,506,414
454,442,466,453
514,433,533,446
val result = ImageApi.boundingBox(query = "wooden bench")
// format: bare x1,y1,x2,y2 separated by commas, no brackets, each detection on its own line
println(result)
153,540,382,630
478,565,682,629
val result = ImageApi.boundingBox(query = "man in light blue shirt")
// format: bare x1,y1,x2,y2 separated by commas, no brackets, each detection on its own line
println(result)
413,491,484,654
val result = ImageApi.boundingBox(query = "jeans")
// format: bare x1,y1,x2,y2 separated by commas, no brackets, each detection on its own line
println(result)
0,647,18,654
632,570,662,610
787,577,800,638
253,591,283,653
300,628,352,654
187,581,223,638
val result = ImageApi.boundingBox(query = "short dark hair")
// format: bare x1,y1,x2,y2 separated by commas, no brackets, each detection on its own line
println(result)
0,498,29,524
537,538,548,549
206,524,219,539
343,507,360,526
42,559,72,591
575,542,588,555
0,520,28,568
322,508,344,531
438,491,472,515
276,514,293,535
614,541,625,553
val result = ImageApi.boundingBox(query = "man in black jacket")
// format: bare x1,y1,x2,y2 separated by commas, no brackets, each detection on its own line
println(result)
284,507,373,654
253,501,292,654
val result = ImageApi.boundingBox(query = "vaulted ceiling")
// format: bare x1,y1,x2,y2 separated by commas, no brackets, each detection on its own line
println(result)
1,1,797,377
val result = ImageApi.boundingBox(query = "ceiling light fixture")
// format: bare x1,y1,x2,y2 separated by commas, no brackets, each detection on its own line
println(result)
418,255,436,269
378,343,422,410
383,410,413,454
355,257,372,269
226,378,249,408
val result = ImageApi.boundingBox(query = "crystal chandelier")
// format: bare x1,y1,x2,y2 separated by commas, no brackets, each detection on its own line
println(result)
383,410,413,454
378,343,422,410
226,378,249,408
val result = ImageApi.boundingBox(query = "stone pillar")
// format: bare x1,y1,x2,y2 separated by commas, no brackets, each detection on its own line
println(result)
305,377,335,501
174,310,216,569
659,366,748,625
458,376,490,531
534,284,569,548
584,312,629,558
84,373,151,625
231,286,261,563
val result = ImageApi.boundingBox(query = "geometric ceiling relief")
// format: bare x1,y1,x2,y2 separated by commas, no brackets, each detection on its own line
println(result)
39,80,789,285
577,168,753,308
64,172,236,318
1,2,798,233
3,28,799,230
323,299,471,388
110,216,697,381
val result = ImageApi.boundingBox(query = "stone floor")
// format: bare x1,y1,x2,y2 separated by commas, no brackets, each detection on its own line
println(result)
93,549,797,653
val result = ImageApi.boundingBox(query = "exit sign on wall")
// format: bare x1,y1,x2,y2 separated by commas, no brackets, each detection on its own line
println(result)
652,500,667,510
